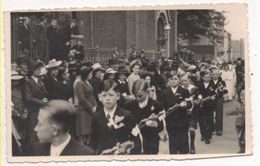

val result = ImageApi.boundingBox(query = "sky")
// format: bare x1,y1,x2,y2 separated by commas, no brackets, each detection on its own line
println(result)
216,4,247,41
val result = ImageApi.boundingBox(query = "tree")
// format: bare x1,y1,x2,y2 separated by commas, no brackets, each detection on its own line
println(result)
177,10,226,45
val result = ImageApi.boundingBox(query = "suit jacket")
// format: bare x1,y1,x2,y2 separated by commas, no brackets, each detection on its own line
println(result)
184,85,201,120
43,73,62,100
210,78,227,98
23,77,47,111
23,77,48,142
90,106,140,154
160,86,190,129
124,98,164,140
29,137,94,156
124,98,163,154
197,81,216,109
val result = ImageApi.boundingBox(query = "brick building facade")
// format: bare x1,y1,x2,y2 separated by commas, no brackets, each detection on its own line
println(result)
76,10,178,58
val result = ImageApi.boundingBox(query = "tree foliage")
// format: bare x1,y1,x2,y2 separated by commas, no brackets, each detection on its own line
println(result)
177,10,226,45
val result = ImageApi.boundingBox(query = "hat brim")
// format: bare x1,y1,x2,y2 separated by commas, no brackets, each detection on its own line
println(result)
129,59,142,68
45,60,62,69
93,67,105,72
107,71,117,74
11,75,24,80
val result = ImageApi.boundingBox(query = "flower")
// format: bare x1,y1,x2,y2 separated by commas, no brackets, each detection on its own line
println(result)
151,105,155,111
107,115,125,129
114,115,125,124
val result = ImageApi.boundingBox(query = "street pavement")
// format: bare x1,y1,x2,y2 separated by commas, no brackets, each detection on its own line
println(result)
158,100,241,154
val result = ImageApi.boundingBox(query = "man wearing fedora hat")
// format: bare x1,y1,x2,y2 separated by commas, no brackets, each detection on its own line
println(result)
23,60,48,145
43,59,63,100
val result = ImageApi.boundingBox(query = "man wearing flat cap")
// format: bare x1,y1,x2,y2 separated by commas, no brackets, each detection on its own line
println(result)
31,100,94,156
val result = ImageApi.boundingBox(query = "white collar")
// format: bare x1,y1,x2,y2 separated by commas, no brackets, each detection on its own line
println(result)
50,134,71,156
104,106,117,120
118,80,126,84
171,86,178,94
213,79,218,84
186,84,195,92
138,96,149,109
50,73,58,81
31,76,38,83
204,82,209,88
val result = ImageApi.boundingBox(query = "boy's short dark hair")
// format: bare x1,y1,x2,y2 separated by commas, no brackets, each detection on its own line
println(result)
132,79,149,95
200,70,211,78
40,100,76,133
100,79,120,92
80,66,92,81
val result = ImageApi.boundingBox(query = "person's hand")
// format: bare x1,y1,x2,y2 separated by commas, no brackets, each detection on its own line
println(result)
21,112,28,120
92,106,97,113
42,98,48,103
68,97,73,103
145,120,158,128
210,96,216,100
194,99,201,105
180,101,187,108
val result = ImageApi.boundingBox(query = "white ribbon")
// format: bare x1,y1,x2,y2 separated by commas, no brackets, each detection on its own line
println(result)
131,125,144,153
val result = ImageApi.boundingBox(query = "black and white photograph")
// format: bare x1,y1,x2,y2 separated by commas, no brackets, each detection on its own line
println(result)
5,4,250,162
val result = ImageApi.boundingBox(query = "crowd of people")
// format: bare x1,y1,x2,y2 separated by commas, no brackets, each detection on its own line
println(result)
11,49,245,156
11,42,245,156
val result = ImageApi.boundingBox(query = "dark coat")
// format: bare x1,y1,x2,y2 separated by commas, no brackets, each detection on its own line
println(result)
197,81,216,109
46,26,66,60
23,77,47,142
90,106,140,154
35,24,48,60
210,78,227,98
75,80,97,135
29,137,94,156
90,77,103,107
18,24,30,50
23,77,47,111
124,98,164,154
159,86,190,129
116,80,130,95
43,73,62,100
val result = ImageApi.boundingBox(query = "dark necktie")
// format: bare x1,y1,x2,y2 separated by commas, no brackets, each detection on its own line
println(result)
107,114,111,120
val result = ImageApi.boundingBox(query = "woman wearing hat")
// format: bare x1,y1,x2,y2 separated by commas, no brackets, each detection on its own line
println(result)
115,65,132,107
75,66,97,145
90,63,105,107
104,68,117,81
56,67,73,101
127,60,141,96
43,59,63,100
11,71,27,155
23,60,48,144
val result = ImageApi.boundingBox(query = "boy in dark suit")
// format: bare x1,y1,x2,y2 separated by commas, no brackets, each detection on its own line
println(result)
124,79,164,154
210,68,228,136
90,80,140,154
159,72,191,154
181,73,202,154
197,70,216,144
33,100,94,156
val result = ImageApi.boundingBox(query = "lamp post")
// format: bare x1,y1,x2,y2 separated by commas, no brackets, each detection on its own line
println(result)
164,23,171,58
